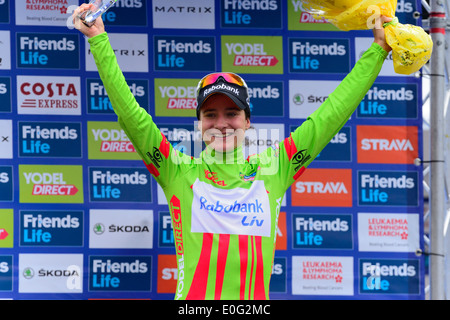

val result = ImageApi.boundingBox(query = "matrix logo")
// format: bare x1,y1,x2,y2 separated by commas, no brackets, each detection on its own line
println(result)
293,214,352,249
0,166,13,202
358,171,418,206
359,259,420,294
17,33,79,69
289,38,349,73
152,0,215,29
20,211,83,247
291,168,352,207
88,167,151,202
87,78,148,114
87,121,140,160
18,122,81,158
0,119,12,159
19,165,83,203
0,209,13,248
89,256,152,291
154,79,198,117
357,125,418,164
0,77,11,112
154,36,215,71
221,0,281,29
0,255,12,291
221,35,283,74
357,83,418,119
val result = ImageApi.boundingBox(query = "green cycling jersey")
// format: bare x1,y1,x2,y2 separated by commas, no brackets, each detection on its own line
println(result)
88,32,387,300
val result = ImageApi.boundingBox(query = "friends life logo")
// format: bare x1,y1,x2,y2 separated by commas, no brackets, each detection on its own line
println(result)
0,77,11,112
17,33,79,69
288,38,350,73
89,256,152,291
19,211,83,247
357,83,418,119
221,0,281,29
0,255,12,291
360,259,420,295
358,171,418,207
18,122,81,158
0,166,12,202
154,36,215,71
293,214,352,249
87,78,148,114
88,167,151,202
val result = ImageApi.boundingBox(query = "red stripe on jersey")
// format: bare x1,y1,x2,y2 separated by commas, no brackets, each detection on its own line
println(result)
253,236,266,300
284,133,297,160
248,236,255,300
144,161,159,177
215,234,230,300
293,166,306,180
239,235,248,300
159,132,170,159
186,233,213,300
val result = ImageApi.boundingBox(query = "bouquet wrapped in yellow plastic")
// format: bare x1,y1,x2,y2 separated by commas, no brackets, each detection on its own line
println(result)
302,0,433,74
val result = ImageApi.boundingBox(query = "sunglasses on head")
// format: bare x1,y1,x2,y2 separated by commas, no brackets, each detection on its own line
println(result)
196,72,247,95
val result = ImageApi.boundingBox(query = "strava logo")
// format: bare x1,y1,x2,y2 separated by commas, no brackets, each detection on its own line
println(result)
357,125,418,164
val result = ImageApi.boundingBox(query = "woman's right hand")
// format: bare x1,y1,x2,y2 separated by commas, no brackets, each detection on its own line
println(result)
72,3,105,38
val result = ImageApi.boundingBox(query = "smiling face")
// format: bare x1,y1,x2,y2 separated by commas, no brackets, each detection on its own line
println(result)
198,93,250,153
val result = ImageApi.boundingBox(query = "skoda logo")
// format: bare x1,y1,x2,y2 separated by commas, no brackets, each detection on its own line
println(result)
93,223,105,235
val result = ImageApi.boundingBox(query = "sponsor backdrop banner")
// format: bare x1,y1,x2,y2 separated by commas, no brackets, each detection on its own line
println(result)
0,0,424,299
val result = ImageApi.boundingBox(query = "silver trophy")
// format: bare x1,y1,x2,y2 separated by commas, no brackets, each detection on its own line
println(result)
78,0,117,27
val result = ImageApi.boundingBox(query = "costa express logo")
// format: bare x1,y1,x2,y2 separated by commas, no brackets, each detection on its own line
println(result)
360,259,420,294
0,77,11,112
357,83,418,119
221,0,281,28
358,171,418,206
0,166,12,202
289,38,350,73
287,0,339,31
221,35,283,74
20,210,83,247
87,121,140,160
293,214,352,249
17,33,79,69
154,36,215,71
87,78,148,114
89,167,151,202
154,78,197,117
357,125,418,164
89,256,152,291
17,75,81,115
291,168,352,207
18,122,81,158
19,165,83,203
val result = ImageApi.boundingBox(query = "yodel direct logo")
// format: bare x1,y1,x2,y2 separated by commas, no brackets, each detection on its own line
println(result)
89,256,152,291
17,33,79,69
19,165,84,203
